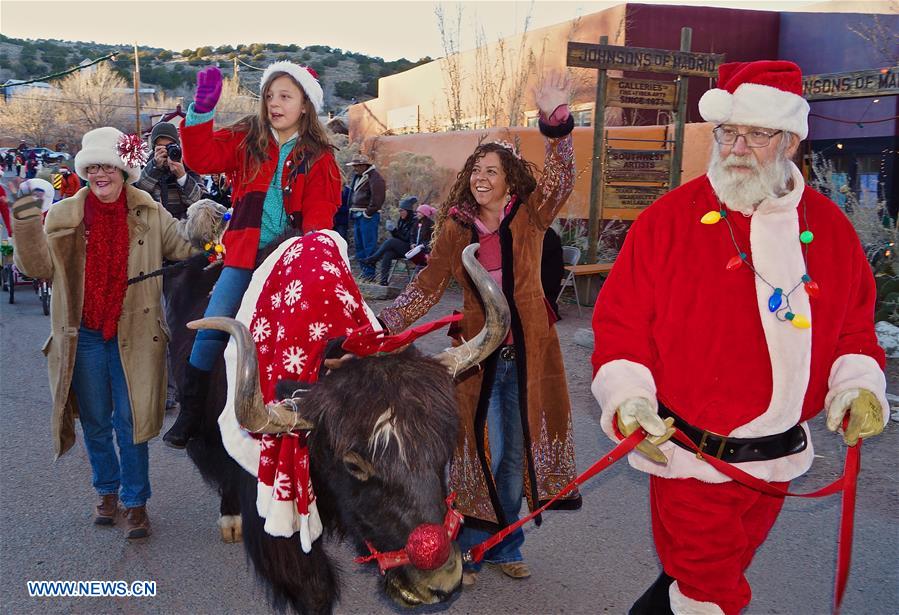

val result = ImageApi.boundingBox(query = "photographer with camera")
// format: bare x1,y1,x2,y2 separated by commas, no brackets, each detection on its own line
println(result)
135,121,207,220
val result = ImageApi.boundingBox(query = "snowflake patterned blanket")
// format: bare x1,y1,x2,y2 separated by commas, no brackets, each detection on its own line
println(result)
219,230,381,549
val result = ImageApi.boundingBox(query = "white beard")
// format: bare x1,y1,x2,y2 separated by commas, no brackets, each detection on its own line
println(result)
707,146,791,215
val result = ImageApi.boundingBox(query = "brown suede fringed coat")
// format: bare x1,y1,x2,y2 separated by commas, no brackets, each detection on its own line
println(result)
380,119,580,532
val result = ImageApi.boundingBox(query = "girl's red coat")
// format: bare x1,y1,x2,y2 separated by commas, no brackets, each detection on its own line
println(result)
181,120,341,269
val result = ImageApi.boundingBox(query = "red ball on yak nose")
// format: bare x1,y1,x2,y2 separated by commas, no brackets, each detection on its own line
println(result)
405,523,450,570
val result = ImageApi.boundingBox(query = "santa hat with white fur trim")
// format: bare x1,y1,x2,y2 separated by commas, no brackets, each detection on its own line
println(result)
261,61,324,114
74,126,142,184
698,60,809,140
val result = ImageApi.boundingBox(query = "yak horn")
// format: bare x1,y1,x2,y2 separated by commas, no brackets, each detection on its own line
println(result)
187,317,314,434
433,243,511,376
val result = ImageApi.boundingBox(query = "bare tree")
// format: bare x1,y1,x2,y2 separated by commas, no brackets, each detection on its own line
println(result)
56,63,130,130
847,2,899,66
435,3,464,131
214,75,258,124
0,90,58,146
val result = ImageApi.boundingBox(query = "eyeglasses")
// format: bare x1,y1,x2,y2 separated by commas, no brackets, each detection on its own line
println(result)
713,126,783,148
84,164,119,175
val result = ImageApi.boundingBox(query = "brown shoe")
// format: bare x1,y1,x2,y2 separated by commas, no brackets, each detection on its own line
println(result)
497,562,530,579
123,505,150,539
94,494,118,525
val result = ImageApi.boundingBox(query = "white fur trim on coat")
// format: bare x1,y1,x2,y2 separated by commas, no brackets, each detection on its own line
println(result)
826,354,889,424
669,581,725,615
730,163,810,439
261,61,324,113
591,359,658,442
699,82,809,139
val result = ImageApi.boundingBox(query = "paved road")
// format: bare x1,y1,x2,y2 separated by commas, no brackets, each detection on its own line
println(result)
1,285,896,614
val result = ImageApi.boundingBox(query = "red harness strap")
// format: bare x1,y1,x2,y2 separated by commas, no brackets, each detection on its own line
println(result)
466,428,861,615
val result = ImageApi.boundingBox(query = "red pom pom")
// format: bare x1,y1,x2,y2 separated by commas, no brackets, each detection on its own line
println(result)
117,133,149,168
405,523,450,570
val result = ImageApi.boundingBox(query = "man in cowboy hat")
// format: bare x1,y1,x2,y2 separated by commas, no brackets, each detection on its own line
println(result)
345,153,386,282
591,60,887,614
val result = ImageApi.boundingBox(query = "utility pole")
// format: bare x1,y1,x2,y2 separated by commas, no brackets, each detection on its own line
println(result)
133,42,142,135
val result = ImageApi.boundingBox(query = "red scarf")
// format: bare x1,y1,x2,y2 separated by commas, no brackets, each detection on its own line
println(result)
82,190,130,340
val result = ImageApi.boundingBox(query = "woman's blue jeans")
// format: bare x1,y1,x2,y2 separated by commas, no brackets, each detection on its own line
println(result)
188,266,253,372
71,327,150,508
458,355,525,571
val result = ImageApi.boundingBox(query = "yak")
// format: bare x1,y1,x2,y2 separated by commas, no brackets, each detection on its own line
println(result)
165,233,509,614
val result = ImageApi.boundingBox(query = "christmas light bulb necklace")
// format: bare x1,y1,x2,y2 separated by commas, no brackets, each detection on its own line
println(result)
701,198,818,329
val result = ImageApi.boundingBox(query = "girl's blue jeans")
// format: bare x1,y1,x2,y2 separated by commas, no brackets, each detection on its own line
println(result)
188,266,253,371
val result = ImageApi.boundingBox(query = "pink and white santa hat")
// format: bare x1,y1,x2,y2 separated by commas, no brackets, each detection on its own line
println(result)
261,61,324,114
698,60,809,140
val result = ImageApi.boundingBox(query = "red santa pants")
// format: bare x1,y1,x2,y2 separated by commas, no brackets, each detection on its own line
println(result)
650,475,788,615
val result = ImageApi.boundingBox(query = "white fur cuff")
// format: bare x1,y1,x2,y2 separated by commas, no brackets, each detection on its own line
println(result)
669,581,725,615
826,354,889,424
591,359,657,441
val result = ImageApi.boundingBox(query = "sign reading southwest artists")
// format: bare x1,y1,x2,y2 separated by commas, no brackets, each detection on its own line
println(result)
802,67,899,101
567,42,723,77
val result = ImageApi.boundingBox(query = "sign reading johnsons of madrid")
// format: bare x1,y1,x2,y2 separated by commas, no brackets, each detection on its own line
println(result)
567,42,723,77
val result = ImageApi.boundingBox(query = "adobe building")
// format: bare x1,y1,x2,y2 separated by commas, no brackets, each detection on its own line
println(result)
349,2,897,219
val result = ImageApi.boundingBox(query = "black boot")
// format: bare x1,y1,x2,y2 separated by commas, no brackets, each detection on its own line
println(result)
163,363,211,449
629,571,674,615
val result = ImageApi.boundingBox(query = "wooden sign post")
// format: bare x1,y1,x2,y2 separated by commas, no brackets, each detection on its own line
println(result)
803,67,899,101
567,29,724,262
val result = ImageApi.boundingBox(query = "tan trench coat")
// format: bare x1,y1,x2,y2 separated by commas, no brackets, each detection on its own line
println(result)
13,185,197,458
380,132,580,531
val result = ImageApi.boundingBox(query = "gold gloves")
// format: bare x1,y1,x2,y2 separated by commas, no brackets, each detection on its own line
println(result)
826,388,885,446
616,397,675,464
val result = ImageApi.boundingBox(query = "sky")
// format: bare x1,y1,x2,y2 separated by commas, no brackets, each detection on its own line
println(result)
0,0,841,62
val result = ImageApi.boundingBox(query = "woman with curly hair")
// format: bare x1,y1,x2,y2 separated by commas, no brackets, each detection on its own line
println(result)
379,71,579,586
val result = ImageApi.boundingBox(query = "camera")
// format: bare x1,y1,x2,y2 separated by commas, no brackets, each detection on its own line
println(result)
165,143,182,163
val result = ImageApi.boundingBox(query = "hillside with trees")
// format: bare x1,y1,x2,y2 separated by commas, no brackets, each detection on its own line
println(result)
0,34,431,113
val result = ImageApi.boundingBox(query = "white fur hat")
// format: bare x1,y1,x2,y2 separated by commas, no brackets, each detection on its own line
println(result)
261,61,324,114
698,60,810,140
74,127,142,184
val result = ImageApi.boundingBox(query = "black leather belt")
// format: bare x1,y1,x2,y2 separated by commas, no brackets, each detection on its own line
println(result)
658,403,807,463
498,345,516,361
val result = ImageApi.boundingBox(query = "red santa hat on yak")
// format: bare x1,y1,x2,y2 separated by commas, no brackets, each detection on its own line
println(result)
698,60,810,140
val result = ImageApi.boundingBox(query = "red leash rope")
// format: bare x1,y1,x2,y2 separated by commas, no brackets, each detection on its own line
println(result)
465,428,861,615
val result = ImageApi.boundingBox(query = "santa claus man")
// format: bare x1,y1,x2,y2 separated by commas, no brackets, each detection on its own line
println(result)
591,60,888,614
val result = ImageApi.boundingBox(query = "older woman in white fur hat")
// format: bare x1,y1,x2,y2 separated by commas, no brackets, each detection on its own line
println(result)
10,126,226,539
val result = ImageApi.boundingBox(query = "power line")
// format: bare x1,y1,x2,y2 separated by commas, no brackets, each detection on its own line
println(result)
0,53,119,90
5,95,254,117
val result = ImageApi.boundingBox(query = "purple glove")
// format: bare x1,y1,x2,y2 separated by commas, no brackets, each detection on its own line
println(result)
194,66,223,114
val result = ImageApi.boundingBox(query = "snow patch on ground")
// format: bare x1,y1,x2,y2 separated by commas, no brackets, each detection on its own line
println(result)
875,321,899,359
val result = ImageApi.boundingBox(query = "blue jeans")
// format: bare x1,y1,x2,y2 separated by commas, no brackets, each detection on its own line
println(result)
71,327,150,508
353,212,380,278
458,355,525,571
189,266,253,371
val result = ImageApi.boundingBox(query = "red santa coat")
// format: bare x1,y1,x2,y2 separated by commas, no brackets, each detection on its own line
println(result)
180,120,341,269
592,163,887,483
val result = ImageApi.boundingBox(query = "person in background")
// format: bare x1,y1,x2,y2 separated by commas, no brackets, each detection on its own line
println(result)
345,153,386,281
360,195,418,285
58,164,83,199
10,126,225,540
540,226,565,320
135,121,208,220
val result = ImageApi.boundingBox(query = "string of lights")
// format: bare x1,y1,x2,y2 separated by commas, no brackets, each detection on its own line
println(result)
0,53,119,90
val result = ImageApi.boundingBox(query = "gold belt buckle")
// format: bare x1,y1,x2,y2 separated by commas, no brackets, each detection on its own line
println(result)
696,430,728,460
